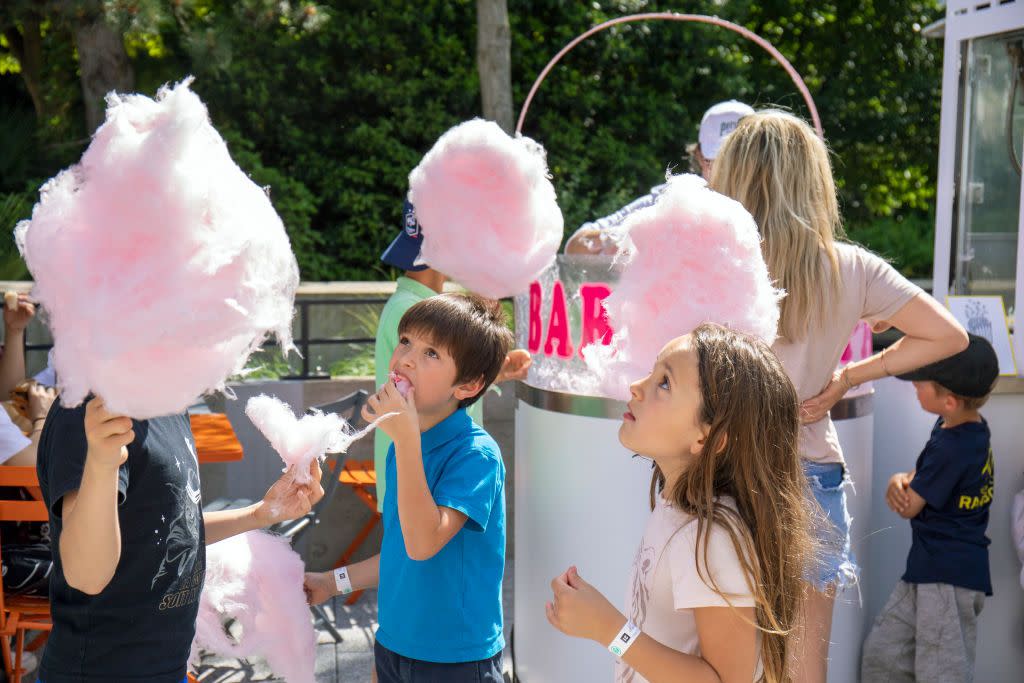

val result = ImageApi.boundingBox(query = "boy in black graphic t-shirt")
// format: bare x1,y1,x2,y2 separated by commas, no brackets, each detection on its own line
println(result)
861,334,999,683
36,397,324,683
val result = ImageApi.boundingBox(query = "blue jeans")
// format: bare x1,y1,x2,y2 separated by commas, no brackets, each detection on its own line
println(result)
374,641,503,683
803,461,858,590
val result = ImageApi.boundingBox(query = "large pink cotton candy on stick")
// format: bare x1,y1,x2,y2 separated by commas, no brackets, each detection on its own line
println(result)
191,530,315,683
584,174,782,399
15,77,298,419
408,119,563,298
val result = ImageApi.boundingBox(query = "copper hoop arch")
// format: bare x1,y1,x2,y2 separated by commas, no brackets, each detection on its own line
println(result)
514,12,822,137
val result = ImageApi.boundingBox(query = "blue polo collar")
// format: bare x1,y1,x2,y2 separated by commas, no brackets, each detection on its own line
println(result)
420,408,472,452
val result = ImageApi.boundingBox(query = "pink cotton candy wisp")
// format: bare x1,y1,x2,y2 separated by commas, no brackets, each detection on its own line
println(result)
15,77,299,419
408,119,563,299
245,394,371,484
191,530,315,683
583,174,782,398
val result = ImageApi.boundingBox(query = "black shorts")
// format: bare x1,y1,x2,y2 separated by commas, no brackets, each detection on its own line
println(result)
374,641,503,683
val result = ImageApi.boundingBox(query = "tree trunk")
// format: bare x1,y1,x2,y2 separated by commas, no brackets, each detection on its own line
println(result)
4,18,47,121
476,0,514,133
73,10,133,135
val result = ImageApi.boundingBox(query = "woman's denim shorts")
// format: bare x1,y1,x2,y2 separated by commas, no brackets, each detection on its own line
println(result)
803,461,859,591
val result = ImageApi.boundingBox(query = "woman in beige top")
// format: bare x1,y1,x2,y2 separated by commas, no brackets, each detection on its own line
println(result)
710,111,968,683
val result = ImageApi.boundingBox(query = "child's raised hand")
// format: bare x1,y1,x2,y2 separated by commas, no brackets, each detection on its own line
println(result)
545,566,624,644
303,571,335,606
885,472,912,514
496,349,532,383
255,460,325,526
84,396,133,468
3,291,35,333
362,379,418,444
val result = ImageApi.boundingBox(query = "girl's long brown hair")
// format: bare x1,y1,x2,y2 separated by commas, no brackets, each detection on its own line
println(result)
650,323,812,682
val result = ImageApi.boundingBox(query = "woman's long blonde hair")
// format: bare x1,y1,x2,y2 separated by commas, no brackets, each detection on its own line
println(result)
710,110,843,342
650,323,813,682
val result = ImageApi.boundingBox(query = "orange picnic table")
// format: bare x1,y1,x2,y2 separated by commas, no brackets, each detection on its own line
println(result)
189,413,244,464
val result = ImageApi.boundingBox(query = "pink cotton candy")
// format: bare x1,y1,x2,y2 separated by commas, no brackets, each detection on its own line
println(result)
191,530,315,683
584,174,782,399
388,371,412,397
15,77,298,419
245,394,364,485
408,119,563,298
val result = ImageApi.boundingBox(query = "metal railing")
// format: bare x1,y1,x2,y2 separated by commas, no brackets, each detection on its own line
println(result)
285,296,388,378
21,295,391,381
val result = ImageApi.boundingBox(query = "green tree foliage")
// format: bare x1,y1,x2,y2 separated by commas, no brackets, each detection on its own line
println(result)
1,0,945,281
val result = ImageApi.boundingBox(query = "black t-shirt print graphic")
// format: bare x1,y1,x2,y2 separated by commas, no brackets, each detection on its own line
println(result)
37,404,206,683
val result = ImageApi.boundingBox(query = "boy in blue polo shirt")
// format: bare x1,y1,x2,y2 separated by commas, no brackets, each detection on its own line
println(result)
861,334,999,683
305,292,513,682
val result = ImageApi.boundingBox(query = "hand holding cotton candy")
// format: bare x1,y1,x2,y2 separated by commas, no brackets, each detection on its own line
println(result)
584,174,782,398
15,77,299,419
245,394,370,485
408,119,563,298
191,530,315,683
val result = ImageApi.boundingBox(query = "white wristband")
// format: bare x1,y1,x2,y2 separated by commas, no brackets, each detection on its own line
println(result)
333,566,354,595
607,619,641,658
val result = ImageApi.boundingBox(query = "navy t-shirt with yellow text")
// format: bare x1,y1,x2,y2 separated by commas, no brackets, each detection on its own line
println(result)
904,417,993,595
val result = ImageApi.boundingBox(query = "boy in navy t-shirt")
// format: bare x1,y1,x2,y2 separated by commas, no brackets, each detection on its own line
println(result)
305,292,513,682
861,334,999,683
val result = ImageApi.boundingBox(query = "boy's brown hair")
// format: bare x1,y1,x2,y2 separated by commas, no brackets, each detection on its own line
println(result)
931,381,992,411
398,293,513,409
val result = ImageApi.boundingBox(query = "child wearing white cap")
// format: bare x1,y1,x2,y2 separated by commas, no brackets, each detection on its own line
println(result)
565,100,754,255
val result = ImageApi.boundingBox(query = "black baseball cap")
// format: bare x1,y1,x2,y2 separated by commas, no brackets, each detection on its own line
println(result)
380,198,429,272
896,333,999,398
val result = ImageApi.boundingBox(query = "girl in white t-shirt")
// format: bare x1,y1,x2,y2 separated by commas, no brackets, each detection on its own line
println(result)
546,323,813,683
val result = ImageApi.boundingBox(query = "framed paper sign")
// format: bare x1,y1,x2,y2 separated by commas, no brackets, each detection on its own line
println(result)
946,295,1017,376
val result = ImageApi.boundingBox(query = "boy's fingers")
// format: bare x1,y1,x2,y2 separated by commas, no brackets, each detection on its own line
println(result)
545,601,559,630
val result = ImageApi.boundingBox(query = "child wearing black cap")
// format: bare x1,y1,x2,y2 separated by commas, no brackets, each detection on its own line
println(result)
861,333,999,683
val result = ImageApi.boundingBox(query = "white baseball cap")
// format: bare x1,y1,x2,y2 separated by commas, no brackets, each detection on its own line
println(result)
698,100,755,160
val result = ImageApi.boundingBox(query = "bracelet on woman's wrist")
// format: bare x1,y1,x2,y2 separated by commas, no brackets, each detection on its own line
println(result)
879,346,892,377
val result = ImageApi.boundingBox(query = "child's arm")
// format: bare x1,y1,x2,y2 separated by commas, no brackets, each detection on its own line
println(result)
204,459,325,545
547,567,755,683
897,470,927,519
59,397,134,595
364,383,469,561
0,292,33,397
393,434,468,560
887,469,928,519
303,554,380,606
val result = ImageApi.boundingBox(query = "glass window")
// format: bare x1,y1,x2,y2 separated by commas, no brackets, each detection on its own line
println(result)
952,29,1024,317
